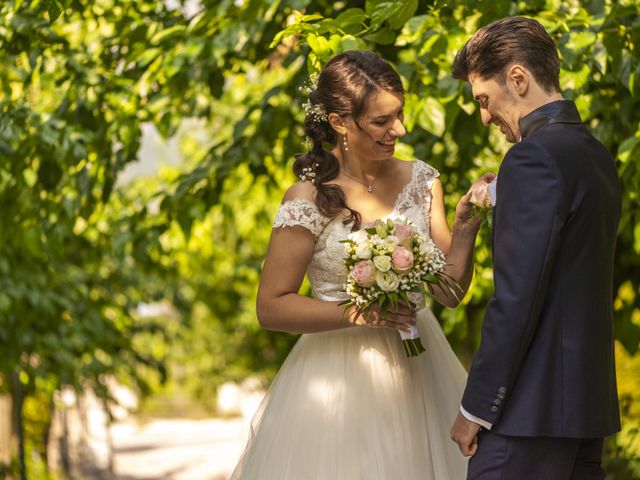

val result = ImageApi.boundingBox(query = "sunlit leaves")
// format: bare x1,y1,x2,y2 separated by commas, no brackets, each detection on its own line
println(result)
42,0,69,22
417,97,446,137
2,1,640,475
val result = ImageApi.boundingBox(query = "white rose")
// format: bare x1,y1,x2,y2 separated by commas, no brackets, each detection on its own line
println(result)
419,238,435,258
349,229,368,244
355,243,372,259
376,270,400,292
383,235,399,250
373,254,392,272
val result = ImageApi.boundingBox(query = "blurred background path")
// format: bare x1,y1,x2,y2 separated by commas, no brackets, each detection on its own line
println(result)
111,417,248,480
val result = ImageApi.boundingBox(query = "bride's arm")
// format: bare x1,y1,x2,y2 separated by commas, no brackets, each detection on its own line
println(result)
428,178,482,308
256,222,352,333
257,185,416,334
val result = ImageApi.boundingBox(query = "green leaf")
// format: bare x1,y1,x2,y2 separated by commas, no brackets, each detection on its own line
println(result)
591,39,607,74
387,0,418,30
616,316,640,355
307,33,332,60
38,157,64,190
617,136,640,164
340,35,367,52
149,25,187,46
209,67,225,98
634,222,640,255
335,8,368,29
43,0,67,23
23,168,37,187
396,14,433,46
270,14,323,48
417,97,446,136
135,48,162,68
366,0,406,30
364,28,396,45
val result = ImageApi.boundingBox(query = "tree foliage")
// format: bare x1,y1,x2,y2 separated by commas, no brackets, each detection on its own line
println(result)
1,0,639,477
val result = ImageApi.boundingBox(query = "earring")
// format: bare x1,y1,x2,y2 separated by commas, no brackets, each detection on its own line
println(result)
343,134,349,151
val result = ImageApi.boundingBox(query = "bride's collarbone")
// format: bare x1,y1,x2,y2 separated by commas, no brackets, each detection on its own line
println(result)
325,164,413,222
339,187,399,224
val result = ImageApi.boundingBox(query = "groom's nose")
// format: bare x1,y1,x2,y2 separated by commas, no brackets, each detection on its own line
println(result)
480,109,493,126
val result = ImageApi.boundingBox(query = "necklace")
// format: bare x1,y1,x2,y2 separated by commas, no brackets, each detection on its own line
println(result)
341,162,386,193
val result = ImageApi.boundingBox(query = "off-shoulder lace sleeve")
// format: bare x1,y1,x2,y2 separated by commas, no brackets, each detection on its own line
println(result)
414,160,439,192
273,198,329,238
396,161,440,213
394,161,440,234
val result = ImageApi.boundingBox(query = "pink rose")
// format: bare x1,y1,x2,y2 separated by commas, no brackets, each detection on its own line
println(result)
391,246,414,273
351,260,376,287
393,223,413,248
469,181,492,209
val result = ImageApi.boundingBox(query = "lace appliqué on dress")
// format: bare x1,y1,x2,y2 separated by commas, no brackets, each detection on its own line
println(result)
394,161,440,234
273,198,329,238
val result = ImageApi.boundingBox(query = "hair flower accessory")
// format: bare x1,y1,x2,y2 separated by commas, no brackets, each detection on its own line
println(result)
302,100,327,123
299,74,327,123
298,73,319,96
299,162,319,183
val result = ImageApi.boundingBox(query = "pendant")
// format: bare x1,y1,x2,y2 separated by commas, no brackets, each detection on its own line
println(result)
367,185,373,193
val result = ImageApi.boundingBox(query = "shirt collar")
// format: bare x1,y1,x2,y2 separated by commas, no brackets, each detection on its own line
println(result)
519,100,582,139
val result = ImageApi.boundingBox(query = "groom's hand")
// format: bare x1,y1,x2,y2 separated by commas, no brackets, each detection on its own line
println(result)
450,412,481,457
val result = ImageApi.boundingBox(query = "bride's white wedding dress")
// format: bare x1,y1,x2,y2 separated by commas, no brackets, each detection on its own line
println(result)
231,161,468,479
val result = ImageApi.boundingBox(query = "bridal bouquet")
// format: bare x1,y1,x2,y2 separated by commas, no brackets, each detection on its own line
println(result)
340,217,455,357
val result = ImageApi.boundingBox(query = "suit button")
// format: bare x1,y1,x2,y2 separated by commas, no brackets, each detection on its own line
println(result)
493,399,502,406
491,406,499,413
498,387,507,394
497,393,505,400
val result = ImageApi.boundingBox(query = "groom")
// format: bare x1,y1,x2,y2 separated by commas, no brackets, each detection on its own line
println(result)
449,16,621,479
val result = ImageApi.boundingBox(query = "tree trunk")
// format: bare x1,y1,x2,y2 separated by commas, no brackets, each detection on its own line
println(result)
9,372,26,480
0,392,16,469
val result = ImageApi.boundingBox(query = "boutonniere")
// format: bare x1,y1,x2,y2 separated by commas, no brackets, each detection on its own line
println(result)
469,177,497,227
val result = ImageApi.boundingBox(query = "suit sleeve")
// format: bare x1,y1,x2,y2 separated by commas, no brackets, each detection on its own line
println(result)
461,141,565,425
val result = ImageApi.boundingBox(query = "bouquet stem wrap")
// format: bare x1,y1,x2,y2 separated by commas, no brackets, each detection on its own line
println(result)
400,326,426,357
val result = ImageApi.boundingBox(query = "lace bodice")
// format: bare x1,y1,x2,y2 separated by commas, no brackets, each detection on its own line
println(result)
273,161,439,302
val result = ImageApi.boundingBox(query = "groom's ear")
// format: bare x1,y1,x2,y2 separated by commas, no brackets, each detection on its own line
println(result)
328,112,347,135
507,64,529,97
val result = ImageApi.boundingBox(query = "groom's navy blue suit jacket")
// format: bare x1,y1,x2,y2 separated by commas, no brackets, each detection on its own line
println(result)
462,100,621,437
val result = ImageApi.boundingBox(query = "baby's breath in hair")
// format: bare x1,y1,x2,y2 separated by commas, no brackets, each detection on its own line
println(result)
302,101,327,122
298,162,319,183
299,73,327,123
298,73,319,96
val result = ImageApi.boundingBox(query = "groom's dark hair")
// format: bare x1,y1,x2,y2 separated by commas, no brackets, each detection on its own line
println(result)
452,16,561,93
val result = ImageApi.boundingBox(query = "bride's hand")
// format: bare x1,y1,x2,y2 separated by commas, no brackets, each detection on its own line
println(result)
346,302,417,332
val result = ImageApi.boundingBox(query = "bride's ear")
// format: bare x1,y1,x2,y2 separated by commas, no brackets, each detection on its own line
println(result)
328,112,347,135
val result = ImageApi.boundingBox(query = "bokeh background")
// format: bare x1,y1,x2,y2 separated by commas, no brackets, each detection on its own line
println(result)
1,0,639,478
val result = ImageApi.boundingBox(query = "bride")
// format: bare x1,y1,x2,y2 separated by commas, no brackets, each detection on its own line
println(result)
231,50,485,479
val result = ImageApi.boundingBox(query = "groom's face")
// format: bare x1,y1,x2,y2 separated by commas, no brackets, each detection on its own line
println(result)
468,73,521,143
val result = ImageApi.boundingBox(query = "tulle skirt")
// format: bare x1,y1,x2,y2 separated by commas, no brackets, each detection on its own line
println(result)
230,308,469,480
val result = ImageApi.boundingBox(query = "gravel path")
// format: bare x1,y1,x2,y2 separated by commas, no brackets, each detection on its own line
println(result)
111,417,249,480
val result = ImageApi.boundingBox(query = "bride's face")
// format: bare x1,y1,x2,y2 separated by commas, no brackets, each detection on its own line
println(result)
346,90,406,160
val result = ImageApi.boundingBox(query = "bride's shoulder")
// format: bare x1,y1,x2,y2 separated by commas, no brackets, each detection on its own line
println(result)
282,180,317,204
273,182,328,237
409,159,439,177
391,160,439,187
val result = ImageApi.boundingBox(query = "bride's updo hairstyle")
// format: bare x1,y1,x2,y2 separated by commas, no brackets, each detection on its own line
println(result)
293,50,404,229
